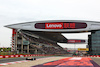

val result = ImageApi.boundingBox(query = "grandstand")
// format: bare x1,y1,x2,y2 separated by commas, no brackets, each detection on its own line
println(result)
9,28,68,54
6,20,96,54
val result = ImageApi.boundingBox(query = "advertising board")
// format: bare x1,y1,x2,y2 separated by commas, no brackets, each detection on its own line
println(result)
35,22,87,29
78,48,89,51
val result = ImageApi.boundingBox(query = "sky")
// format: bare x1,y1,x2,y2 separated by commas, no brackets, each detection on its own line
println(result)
0,0,100,48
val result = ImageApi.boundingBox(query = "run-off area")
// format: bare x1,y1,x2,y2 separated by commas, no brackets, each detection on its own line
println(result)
32,57,100,67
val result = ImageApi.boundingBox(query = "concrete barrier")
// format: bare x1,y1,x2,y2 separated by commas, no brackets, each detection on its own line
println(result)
4,55,10,58
10,55,14,58
0,54,60,59
19,55,24,57
15,55,19,57
0,55,3,59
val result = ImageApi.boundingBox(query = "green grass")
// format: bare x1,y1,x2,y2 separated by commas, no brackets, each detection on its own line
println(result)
0,52,14,55
0,52,27,55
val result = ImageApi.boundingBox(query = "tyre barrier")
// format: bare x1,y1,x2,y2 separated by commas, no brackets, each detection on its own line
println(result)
0,54,67,59
0,54,54,59
0,55,4,59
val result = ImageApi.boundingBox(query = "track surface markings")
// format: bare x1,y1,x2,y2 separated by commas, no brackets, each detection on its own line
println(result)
32,57,100,67
0,60,29,66
0,57,54,66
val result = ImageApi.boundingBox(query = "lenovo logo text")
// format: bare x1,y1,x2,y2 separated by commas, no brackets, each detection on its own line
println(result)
45,23,63,29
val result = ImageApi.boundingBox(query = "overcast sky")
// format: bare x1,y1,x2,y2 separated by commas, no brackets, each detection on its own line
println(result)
0,0,100,48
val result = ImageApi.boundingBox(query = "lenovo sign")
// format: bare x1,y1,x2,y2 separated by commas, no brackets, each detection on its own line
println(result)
68,40,81,43
67,40,85,43
45,23,63,29
45,23,76,29
35,22,87,29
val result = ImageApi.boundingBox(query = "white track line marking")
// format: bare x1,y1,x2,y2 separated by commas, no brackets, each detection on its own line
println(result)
0,57,54,66
0,60,29,66
69,57,82,60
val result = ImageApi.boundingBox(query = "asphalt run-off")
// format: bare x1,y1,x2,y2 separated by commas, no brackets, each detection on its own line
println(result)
0,56,50,63
32,57,100,67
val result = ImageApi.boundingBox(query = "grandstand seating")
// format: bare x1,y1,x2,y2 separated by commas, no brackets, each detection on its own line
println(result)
19,30,67,54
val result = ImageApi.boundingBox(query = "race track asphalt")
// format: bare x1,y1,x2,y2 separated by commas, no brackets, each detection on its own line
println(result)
0,56,50,63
